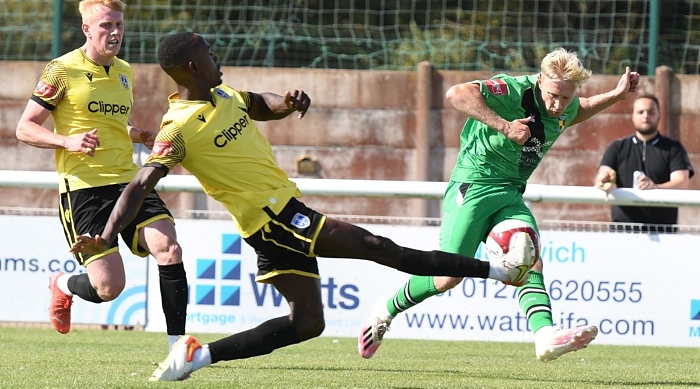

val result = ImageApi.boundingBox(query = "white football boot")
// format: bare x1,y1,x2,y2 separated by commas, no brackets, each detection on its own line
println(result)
535,325,599,362
358,299,393,359
149,335,201,381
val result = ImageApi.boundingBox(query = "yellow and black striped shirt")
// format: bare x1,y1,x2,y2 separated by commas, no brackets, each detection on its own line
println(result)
31,48,138,193
145,84,301,237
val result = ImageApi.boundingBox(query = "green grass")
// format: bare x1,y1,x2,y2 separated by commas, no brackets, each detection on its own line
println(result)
0,327,698,388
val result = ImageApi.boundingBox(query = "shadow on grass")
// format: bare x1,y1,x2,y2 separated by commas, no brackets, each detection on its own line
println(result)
206,364,699,388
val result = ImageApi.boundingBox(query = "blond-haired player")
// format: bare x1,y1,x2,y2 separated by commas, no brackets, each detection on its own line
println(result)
16,0,187,349
359,48,640,362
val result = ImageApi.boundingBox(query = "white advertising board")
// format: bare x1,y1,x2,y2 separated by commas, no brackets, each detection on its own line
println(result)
0,215,147,326
1,214,698,347
145,219,700,348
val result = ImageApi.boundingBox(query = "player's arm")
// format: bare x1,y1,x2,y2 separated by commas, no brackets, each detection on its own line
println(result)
128,121,156,149
16,100,100,156
246,90,310,121
445,81,532,145
100,166,166,243
570,67,640,126
70,166,166,255
72,120,182,254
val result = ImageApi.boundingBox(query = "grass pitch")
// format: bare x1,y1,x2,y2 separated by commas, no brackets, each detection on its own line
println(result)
0,327,698,388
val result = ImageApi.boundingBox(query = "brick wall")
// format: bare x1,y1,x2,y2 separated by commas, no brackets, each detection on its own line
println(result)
1,62,698,224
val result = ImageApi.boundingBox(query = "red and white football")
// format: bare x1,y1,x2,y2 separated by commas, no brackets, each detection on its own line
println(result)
485,220,540,285
485,219,540,259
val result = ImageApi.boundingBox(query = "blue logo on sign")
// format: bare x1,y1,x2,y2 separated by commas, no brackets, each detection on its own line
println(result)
222,233,242,254
106,285,146,325
222,259,241,280
190,234,242,306
195,284,215,305
691,300,700,320
197,259,216,279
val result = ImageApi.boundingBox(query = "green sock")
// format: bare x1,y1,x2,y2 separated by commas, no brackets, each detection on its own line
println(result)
517,271,553,333
386,275,439,317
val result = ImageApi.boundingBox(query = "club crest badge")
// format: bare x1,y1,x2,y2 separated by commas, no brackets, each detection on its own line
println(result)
215,88,231,99
291,213,311,229
557,114,567,132
119,74,130,90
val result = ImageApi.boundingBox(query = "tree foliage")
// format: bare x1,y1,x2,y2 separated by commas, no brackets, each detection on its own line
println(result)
0,0,696,74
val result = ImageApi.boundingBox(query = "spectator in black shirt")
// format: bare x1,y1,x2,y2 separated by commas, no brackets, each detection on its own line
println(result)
595,94,694,233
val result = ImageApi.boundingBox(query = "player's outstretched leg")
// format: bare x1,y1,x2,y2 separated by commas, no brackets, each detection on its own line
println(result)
358,239,536,359
535,324,598,362
48,272,73,334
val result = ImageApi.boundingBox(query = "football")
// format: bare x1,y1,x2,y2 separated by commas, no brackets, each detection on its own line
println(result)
485,220,540,284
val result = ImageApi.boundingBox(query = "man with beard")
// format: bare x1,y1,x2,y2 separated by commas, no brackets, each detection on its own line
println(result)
595,94,694,233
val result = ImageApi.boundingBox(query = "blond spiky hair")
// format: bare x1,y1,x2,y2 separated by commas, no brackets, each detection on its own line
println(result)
79,0,126,23
540,48,592,89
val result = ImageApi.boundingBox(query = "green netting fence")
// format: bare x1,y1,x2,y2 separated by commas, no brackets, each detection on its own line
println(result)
2,0,700,75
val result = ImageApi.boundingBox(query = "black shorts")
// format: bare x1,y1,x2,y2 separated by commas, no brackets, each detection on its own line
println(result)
59,183,174,266
244,198,326,283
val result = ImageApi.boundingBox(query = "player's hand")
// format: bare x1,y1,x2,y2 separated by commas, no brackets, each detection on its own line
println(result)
69,234,110,255
503,117,532,145
65,128,100,156
138,129,157,149
614,67,640,99
284,90,311,119
595,170,617,192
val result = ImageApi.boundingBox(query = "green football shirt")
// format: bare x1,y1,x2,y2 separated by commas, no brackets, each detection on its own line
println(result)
449,74,581,187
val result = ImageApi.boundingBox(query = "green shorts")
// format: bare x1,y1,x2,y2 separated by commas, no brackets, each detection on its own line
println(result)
439,181,538,256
